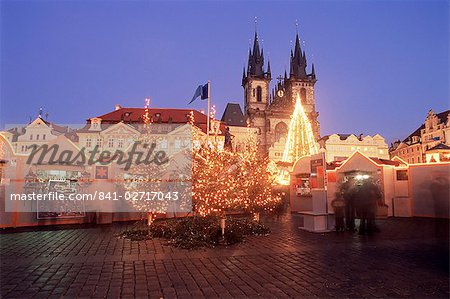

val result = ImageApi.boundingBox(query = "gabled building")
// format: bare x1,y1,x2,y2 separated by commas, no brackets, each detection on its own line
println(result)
390,109,450,164
318,133,389,163
5,115,75,154
77,105,226,152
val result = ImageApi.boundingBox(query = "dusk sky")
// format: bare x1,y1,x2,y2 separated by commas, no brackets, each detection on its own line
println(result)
1,0,448,143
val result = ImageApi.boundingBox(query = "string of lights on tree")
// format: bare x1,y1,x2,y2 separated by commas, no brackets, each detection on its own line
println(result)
277,94,319,184
191,110,282,217
121,97,288,219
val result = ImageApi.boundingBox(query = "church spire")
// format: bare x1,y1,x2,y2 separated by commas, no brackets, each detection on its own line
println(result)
244,26,269,80
267,59,271,79
290,32,307,79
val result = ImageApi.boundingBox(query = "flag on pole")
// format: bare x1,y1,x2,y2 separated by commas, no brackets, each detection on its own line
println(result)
188,83,209,104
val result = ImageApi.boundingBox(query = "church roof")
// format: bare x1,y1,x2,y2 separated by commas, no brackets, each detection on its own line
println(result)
221,103,246,127
290,33,308,79
242,30,271,85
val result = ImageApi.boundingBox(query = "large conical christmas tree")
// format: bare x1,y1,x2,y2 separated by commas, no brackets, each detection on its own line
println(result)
277,95,319,184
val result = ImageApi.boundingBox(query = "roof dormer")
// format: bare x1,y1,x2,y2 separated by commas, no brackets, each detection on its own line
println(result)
89,117,102,131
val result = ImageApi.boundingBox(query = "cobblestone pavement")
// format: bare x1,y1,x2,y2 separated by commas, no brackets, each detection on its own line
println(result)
1,215,449,298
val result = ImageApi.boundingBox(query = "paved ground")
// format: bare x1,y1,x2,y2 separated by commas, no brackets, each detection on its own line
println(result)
0,215,448,298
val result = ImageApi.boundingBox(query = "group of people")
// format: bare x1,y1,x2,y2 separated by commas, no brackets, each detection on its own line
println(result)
332,175,383,235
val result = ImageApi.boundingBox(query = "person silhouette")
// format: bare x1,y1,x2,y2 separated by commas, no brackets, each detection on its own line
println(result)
224,127,234,151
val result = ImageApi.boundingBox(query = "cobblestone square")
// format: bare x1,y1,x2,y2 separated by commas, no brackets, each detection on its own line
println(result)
1,216,448,298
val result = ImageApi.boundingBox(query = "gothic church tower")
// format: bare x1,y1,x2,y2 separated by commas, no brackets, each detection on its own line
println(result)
241,28,319,159
283,33,319,139
242,31,271,151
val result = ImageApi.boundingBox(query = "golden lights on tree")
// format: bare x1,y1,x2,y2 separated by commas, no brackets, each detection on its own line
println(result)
120,98,169,224
142,98,151,127
192,127,281,217
277,94,319,185
123,99,281,220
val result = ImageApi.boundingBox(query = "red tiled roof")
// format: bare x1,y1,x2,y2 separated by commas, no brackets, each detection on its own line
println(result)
95,108,209,124
84,107,225,136
369,157,401,166
326,161,342,170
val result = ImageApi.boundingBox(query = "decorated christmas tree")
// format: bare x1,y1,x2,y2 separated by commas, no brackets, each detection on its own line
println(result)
192,124,281,218
277,94,319,184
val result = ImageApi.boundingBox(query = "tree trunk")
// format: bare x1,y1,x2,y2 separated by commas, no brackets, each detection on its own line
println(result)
147,213,154,226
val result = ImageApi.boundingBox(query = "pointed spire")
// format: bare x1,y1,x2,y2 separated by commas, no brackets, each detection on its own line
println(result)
311,63,316,80
260,47,264,66
244,25,267,79
252,31,261,62
267,59,271,79
290,31,307,79
294,33,302,58
290,58,294,76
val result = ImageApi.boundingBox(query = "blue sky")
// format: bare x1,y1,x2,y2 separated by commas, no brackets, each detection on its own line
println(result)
1,0,448,143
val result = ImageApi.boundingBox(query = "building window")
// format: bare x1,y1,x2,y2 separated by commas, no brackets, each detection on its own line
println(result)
96,138,102,147
43,134,46,140
117,139,124,148
36,134,40,141
108,138,114,148
396,170,408,181
30,135,33,141
175,139,181,149
256,86,262,102
86,138,92,148
160,139,168,149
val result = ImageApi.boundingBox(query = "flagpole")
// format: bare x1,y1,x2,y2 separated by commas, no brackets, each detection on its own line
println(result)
207,80,210,140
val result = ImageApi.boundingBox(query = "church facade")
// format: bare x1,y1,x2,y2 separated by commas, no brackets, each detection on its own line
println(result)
241,30,320,159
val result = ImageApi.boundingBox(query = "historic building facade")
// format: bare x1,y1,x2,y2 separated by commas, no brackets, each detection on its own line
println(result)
389,109,450,163
241,30,319,157
318,133,389,163
2,115,77,154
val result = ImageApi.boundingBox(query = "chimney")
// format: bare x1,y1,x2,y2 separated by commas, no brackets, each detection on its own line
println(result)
115,104,122,111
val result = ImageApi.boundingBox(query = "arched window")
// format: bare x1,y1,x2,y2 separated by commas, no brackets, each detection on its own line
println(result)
275,122,288,142
256,86,262,102
300,88,307,104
